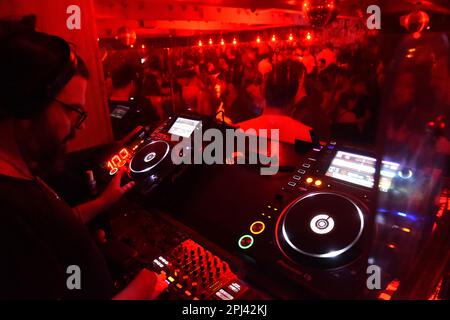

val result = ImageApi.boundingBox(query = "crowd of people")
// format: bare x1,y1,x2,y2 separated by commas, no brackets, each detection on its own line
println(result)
105,36,382,145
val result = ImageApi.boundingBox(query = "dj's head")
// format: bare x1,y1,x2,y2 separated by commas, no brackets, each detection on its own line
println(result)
0,30,89,173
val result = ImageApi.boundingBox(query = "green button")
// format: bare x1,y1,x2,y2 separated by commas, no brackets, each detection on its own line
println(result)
238,235,254,249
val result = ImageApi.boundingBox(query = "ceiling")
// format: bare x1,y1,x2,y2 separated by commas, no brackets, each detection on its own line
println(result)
93,0,450,38
383,0,450,14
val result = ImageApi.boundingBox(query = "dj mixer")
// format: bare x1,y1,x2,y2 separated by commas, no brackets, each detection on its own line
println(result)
93,112,446,300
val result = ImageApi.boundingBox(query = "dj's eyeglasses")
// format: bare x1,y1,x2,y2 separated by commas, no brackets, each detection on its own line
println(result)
54,98,88,129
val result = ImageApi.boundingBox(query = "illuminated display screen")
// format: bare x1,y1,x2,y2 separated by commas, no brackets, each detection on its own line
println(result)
110,105,129,119
325,151,400,192
105,139,147,175
106,148,131,175
168,117,201,138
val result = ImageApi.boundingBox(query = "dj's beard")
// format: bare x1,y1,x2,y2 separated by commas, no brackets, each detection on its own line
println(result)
16,118,75,178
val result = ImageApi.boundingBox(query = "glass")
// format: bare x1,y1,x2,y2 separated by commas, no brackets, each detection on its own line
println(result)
54,98,87,129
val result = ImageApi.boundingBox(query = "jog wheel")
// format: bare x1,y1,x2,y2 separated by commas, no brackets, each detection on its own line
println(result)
275,192,366,268
129,140,171,190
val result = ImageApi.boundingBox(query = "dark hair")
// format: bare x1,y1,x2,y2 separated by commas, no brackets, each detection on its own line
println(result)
111,64,138,89
338,92,357,109
265,60,304,108
0,30,89,120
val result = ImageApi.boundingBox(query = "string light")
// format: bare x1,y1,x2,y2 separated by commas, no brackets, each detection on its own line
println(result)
141,44,145,49
288,33,293,41
220,38,225,46
233,38,237,45
256,36,261,43
209,38,213,45
198,40,203,47
271,34,276,42
306,32,312,41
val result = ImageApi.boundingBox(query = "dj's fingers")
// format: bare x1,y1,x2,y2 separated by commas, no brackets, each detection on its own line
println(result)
121,181,135,193
148,272,169,300
117,166,128,177
113,166,128,184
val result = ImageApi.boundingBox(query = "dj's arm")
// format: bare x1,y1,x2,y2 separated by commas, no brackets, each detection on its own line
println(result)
73,167,135,223
113,268,168,300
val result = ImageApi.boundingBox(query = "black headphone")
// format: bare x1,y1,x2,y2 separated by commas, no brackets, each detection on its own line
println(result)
0,31,80,120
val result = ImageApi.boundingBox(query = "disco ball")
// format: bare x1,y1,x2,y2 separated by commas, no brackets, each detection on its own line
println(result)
400,10,430,33
116,26,137,46
302,0,336,28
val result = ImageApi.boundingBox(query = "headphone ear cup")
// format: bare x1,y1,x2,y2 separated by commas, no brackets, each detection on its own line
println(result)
0,31,77,120
4,80,54,119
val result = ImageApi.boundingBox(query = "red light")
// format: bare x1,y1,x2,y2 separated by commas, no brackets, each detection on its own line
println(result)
387,280,400,290
107,147,131,173
119,148,129,159
271,35,276,42
233,38,237,45
130,44,134,48
288,34,293,41
387,244,396,249
306,32,312,41
141,44,145,49
378,292,391,300
220,38,225,46
198,40,203,47
256,36,261,43
111,155,121,167
209,38,213,45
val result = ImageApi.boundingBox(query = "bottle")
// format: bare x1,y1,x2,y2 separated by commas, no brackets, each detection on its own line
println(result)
86,170,98,196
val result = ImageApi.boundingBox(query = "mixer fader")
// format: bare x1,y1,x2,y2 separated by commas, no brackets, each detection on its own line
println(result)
153,239,249,300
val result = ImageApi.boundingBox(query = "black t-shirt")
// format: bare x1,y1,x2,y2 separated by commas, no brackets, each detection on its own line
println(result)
0,174,114,299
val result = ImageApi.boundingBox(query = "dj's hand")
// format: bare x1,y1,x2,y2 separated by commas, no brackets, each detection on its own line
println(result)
100,167,135,209
113,269,168,300
136,269,168,300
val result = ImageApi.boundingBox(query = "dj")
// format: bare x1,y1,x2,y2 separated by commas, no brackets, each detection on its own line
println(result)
0,30,166,299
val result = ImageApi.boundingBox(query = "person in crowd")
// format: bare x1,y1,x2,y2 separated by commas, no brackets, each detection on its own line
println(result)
258,53,273,78
237,61,312,144
292,74,331,140
350,76,377,142
109,64,158,140
317,42,337,68
302,47,316,75
317,58,327,75
330,92,360,142
141,58,167,120
225,75,264,123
